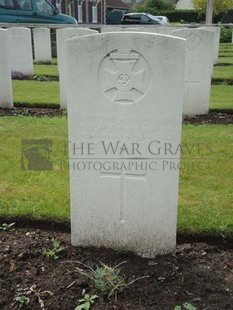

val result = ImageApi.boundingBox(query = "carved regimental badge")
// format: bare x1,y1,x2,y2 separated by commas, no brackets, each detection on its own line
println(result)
185,33,201,51
99,49,151,104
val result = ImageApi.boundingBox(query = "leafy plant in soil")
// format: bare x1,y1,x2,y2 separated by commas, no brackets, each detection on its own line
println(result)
174,302,197,310
42,238,64,260
13,295,30,309
147,260,158,267
0,222,15,231
74,294,98,310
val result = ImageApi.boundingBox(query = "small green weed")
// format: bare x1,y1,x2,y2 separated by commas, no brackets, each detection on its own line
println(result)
174,302,197,310
43,238,64,260
157,276,165,283
147,260,158,267
0,222,15,231
14,295,30,309
75,294,98,310
76,261,147,298
114,248,128,255
220,223,230,240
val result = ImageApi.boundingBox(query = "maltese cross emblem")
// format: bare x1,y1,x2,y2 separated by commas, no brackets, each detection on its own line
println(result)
99,49,151,104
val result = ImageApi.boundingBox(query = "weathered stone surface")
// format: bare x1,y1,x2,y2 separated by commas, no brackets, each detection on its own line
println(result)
67,32,185,257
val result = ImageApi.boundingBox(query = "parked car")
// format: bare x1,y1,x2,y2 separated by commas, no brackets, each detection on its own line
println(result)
121,13,162,25
154,16,170,25
0,0,77,23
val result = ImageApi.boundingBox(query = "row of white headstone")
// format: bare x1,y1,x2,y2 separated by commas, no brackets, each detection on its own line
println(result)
0,27,52,108
0,26,221,115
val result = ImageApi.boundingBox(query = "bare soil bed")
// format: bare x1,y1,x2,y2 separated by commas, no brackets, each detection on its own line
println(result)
1,107,233,125
1,226,233,310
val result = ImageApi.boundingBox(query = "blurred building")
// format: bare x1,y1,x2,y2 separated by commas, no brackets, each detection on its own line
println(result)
58,0,130,24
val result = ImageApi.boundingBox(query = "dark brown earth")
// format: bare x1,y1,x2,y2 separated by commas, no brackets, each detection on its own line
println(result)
0,224,233,310
1,107,233,125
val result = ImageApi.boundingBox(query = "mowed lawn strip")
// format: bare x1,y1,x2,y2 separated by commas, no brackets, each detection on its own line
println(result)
12,79,233,110
179,124,233,234
212,65,233,80
12,80,60,105
0,117,232,234
210,85,233,110
34,64,59,77
217,57,233,65
0,117,69,220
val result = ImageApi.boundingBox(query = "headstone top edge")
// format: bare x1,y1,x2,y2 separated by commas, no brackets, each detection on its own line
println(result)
66,31,187,44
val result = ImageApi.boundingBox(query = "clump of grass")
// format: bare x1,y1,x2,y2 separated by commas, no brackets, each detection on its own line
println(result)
75,261,148,299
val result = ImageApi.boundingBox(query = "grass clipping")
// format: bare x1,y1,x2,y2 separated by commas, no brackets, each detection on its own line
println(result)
75,261,148,299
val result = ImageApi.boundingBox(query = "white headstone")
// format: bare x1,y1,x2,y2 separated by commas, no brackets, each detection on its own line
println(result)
102,26,179,35
33,27,52,64
200,26,220,64
140,26,181,35
56,28,98,109
66,32,186,257
7,27,33,77
172,28,215,115
101,26,143,33
0,29,13,108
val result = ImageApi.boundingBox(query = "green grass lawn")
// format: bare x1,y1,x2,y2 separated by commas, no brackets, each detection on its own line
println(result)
212,65,233,80
0,117,233,235
217,57,233,65
210,85,233,110
34,64,59,77
13,80,60,106
219,43,233,52
179,124,233,234
12,79,233,110
0,117,69,220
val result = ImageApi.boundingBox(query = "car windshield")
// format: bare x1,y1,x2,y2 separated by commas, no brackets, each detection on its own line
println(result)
35,0,54,14
147,13,159,21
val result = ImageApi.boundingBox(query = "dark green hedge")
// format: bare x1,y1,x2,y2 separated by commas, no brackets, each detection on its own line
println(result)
220,26,232,43
159,10,202,23
217,9,233,23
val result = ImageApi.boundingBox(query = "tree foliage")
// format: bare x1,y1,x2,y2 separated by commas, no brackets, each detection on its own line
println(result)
193,0,233,16
144,0,176,11
132,0,175,13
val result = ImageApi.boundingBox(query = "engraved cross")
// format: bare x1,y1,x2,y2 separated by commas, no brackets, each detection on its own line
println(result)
100,166,147,223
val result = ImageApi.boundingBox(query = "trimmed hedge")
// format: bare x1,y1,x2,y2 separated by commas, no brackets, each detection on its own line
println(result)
159,10,202,23
220,26,232,43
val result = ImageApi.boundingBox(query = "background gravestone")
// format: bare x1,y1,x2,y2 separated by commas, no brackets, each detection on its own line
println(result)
33,27,52,64
173,28,215,115
7,27,33,77
101,26,180,35
66,32,186,257
200,26,220,64
0,29,13,108
56,28,98,109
